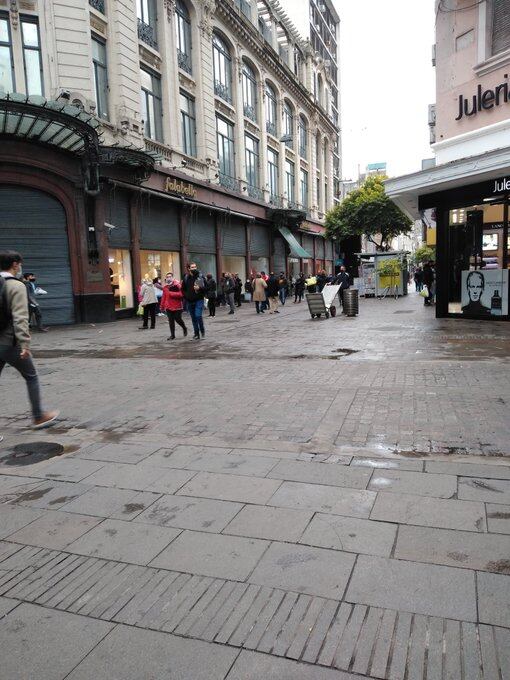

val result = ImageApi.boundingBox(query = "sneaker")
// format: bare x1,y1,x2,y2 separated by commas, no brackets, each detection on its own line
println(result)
32,410,60,430
167,336,175,340
183,327,188,337
138,326,148,330
228,310,235,315
193,334,200,340
36,327,49,333
200,331,205,338
158,313,166,317
274,310,280,313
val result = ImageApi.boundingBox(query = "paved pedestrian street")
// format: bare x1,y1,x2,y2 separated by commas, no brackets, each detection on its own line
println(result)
0,294,510,679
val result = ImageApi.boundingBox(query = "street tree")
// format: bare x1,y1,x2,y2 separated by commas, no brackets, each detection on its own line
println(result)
325,175,413,251
413,244,436,264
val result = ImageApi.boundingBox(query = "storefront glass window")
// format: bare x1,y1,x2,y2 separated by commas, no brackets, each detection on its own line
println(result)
250,257,269,277
222,255,246,284
109,248,134,310
140,250,181,283
187,252,216,279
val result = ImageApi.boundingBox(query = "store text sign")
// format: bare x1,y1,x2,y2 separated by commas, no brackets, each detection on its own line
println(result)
165,177,197,198
456,75,509,120
493,177,510,193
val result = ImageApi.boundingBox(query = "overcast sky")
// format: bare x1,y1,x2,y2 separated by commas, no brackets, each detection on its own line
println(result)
337,1,436,181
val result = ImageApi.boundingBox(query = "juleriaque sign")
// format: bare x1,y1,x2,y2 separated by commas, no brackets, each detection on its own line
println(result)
164,177,197,198
455,75,509,120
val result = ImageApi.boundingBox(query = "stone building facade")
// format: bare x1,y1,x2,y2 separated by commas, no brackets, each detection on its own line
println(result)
0,0,339,323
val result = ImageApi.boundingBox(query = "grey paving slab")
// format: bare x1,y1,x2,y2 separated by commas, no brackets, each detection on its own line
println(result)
395,525,510,573
268,481,376,518
487,503,510,534
149,530,269,580
67,518,180,565
248,542,355,601
144,445,233,468
0,504,43,539
369,469,457,498
0,602,113,680
177,471,282,504
6,510,102,550
299,514,397,557
478,571,510,628
134,494,242,533
426,460,510,479
35,457,106,482
144,469,198,494
350,457,424,471
77,442,162,464
0,596,19,618
152,447,277,477
10,480,91,510
370,491,487,532
80,462,176,491
67,624,238,680
59,486,161,519
458,477,510,504
346,554,477,621
226,649,358,679
229,447,304,461
223,505,313,542
267,459,372,489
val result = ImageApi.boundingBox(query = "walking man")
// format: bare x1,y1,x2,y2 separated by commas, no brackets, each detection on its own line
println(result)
182,263,206,339
23,272,48,332
224,272,236,314
334,265,350,312
205,273,217,317
0,251,59,429
278,272,288,306
266,272,280,314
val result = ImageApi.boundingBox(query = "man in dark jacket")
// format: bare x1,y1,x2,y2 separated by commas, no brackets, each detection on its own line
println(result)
294,273,305,303
205,273,217,317
223,273,236,314
334,266,350,311
23,273,48,332
266,273,280,314
234,274,243,307
182,263,206,338
422,261,434,306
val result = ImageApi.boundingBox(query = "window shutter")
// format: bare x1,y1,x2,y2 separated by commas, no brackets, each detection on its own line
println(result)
492,0,510,55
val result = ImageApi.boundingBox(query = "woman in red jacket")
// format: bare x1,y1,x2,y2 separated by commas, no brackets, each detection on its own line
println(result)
160,275,188,340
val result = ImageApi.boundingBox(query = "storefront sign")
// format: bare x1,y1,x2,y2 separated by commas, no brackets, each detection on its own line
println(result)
461,269,508,317
164,177,197,198
455,76,509,120
493,177,510,193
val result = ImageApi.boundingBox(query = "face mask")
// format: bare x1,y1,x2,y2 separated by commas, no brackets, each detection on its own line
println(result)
16,266,23,279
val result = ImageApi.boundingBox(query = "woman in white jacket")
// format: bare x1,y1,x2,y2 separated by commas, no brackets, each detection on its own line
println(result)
139,279,158,329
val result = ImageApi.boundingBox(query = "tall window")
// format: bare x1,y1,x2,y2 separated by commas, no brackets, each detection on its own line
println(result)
265,82,277,136
316,176,321,208
245,133,259,190
137,0,157,49
213,33,232,103
242,61,257,122
92,36,109,119
285,160,295,205
492,0,510,55
283,100,293,148
298,115,307,157
216,115,235,180
175,0,192,74
140,67,162,141
180,90,196,157
0,15,14,93
267,148,279,200
300,169,308,209
21,18,43,96
315,133,321,168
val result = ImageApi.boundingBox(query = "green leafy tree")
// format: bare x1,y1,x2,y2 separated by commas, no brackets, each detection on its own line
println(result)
413,244,435,264
325,175,412,251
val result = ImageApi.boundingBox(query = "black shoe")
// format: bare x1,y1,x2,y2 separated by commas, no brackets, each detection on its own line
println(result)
167,336,175,340
138,326,148,330
183,327,188,337
274,310,280,313
193,334,200,340
260,310,265,313
228,310,235,315
200,332,205,338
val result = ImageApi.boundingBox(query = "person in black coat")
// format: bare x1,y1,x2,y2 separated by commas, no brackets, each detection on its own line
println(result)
266,273,280,314
334,266,350,311
294,273,305,303
205,273,217,317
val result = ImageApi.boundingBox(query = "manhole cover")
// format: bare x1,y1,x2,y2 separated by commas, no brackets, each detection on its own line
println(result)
1,442,65,466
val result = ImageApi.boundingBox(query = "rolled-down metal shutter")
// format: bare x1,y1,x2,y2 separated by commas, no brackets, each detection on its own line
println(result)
250,224,270,256
302,234,314,258
140,198,180,250
0,185,74,325
222,220,246,255
108,188,131,248
188,211,216,252
316,236,325,259
273,236,286,274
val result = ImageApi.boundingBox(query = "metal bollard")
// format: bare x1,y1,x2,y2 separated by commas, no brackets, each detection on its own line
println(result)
343,289,359,317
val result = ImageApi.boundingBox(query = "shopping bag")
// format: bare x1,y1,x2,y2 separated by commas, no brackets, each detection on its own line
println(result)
419,287,429,298
136,304,144,316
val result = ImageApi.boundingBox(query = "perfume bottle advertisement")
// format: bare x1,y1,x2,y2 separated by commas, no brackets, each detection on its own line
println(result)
461,269,508,317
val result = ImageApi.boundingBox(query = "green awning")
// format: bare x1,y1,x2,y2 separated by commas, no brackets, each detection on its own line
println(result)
278,226,312,259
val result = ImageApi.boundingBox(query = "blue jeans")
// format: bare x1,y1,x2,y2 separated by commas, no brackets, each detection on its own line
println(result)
0,345,43,419
188,300,205,336
278,289,286,305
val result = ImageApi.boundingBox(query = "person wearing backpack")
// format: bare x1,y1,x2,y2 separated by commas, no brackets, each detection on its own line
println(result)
0,251,59,429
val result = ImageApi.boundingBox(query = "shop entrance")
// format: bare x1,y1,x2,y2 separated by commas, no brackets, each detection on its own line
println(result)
0,185,74,325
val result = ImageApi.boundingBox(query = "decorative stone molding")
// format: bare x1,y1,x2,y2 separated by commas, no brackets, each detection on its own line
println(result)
198,0,216,37
139,45,162,71
179,71,196,92
214,98,236,121
9,0,19,30
90,14,107,36
163,0,176,20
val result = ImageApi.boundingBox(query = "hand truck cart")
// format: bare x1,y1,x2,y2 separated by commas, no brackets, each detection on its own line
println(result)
305,284,340,319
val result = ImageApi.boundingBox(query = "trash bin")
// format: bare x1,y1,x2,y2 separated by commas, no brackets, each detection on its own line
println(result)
343,288,359,317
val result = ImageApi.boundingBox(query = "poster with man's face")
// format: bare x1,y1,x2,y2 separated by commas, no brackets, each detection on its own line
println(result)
461,269,508,317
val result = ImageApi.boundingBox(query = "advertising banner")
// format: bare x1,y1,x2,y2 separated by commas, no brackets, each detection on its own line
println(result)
461,269,508,317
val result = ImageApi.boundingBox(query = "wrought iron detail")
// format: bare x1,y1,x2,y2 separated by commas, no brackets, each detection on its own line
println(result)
269,194,283,208
219,173,240,192
247,185,263,201
243,103,257,123
177,49,192,74
137,19,158,49
214,80,232,104
89,0,105,12
266,120,277,136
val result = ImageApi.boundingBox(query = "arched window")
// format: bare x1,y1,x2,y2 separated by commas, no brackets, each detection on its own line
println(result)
298,114,307,157
242,61,257,122
265,82,277,136
213,33,232,104
175,0,192,74
283,100,294,148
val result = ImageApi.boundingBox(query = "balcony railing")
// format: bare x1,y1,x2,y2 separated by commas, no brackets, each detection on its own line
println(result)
89,0,105,12
266,120,277,136
177,49,192,74
269,194,283,208
247,185,263,201
243,103,257,123
219,173,240,192
288,200,299,210
137,19,157,49
214,80,232,104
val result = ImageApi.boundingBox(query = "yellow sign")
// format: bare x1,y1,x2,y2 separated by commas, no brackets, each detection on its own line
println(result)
165,177,197,198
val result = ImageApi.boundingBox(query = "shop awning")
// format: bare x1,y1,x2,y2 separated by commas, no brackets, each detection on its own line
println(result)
278,225,312,258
